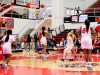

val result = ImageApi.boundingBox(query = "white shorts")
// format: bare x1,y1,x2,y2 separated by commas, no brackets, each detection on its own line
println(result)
2,45,12,54
40,36,47,45
81,37,92,49
64,45,73,51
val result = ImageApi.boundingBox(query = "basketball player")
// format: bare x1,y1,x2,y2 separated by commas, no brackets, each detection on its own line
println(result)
70,30,78,59
0,30,16,69
36,21,50,60
60,32,74,61
76,19,96,71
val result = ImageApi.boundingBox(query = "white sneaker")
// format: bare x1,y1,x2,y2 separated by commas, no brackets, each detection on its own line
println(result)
4,66,9,69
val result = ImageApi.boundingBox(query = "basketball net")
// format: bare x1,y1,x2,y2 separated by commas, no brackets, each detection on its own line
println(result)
30,5,36,13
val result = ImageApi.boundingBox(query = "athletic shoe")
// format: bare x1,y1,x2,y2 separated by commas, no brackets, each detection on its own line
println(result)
60,58,64,61
40,55,44,60
43,56,46,60
87,66,93,71
68,59,73,61
4,66,9,69
0,63,3,68
78,57,82,60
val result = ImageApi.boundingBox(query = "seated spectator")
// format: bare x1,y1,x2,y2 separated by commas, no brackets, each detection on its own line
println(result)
15,36,21,49
51,38,56,47
47,39,53,48
60,38,64,46
37,44,50,54
23,35,27,48
56,38,65,53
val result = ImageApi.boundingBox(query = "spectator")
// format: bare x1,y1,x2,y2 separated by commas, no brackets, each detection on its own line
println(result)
0,33,3,45
93,39,97,54
95,22,100,37
47,39,53,48
35,10,39,19
75,6,80,15
37,44,50,54
34,34,39,52
23,35,27,48
76,39,83,59
30,36,34,50
51,38,56,47
15,36,21,49
60,38,64,46
24,33,31,51
48,27,54,39
97,38,100,55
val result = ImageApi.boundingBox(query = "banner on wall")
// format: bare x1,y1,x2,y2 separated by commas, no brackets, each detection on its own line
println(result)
0,18,14,29
95,17,100,22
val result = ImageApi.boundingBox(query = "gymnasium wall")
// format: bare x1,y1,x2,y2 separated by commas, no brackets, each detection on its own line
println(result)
64,22,98,29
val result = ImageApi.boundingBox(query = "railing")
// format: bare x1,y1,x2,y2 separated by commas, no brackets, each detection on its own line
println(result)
83,8,100,16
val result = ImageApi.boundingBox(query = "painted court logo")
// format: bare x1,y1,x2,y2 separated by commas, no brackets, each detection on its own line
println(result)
8,19,13,27
58,63,100,68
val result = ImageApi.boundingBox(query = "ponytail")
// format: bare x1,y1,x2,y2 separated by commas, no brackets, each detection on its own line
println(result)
85,19,90,32
5,30,12,42
42,26,45,36
5,34,9,42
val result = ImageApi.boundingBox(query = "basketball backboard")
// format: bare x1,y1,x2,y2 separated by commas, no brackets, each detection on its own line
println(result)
14,0,40,9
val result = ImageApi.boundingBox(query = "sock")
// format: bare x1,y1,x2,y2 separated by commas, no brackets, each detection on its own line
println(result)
86,62,89,67
43,54,45,57
89,62,92,67
5,64,7,67
1,61,4,64
63,56,66,59
41,54,43,56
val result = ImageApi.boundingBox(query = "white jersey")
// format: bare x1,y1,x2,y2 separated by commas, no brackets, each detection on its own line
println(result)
67,37,73,45
2,35,14,48
2,35,15,54
81,25,91,37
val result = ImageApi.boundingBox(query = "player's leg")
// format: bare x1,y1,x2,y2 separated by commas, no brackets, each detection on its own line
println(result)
4,54,11,69
0,55,6,67
72,46,78,59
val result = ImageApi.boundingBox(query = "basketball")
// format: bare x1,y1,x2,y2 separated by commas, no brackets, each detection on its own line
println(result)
40,4,45,8
11,2,15,6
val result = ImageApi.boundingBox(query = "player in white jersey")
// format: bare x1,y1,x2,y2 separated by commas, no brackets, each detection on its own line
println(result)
0,30,16,69
76,19,96,71
60,32,74,61
37,21,50,60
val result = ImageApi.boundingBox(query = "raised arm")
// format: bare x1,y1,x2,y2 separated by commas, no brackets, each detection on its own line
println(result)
36,29,42,33
45,20,51,28
75,27,82,39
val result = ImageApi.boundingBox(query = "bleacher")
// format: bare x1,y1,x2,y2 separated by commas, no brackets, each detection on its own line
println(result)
85,1,100,13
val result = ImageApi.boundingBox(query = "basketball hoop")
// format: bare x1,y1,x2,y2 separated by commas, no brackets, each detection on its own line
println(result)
27,2,38,13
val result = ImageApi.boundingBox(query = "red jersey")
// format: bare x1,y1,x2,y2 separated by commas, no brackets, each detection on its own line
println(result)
94,42,97,48
23,38,27,44
95,25,100,33
60,40,64,43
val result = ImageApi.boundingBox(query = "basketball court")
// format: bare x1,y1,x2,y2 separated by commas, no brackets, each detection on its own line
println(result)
0,0,100,75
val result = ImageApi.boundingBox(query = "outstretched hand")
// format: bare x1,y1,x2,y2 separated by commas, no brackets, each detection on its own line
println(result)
47,20,50,24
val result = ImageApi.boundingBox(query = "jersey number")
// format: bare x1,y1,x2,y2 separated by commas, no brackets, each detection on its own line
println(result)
82,28,85,33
